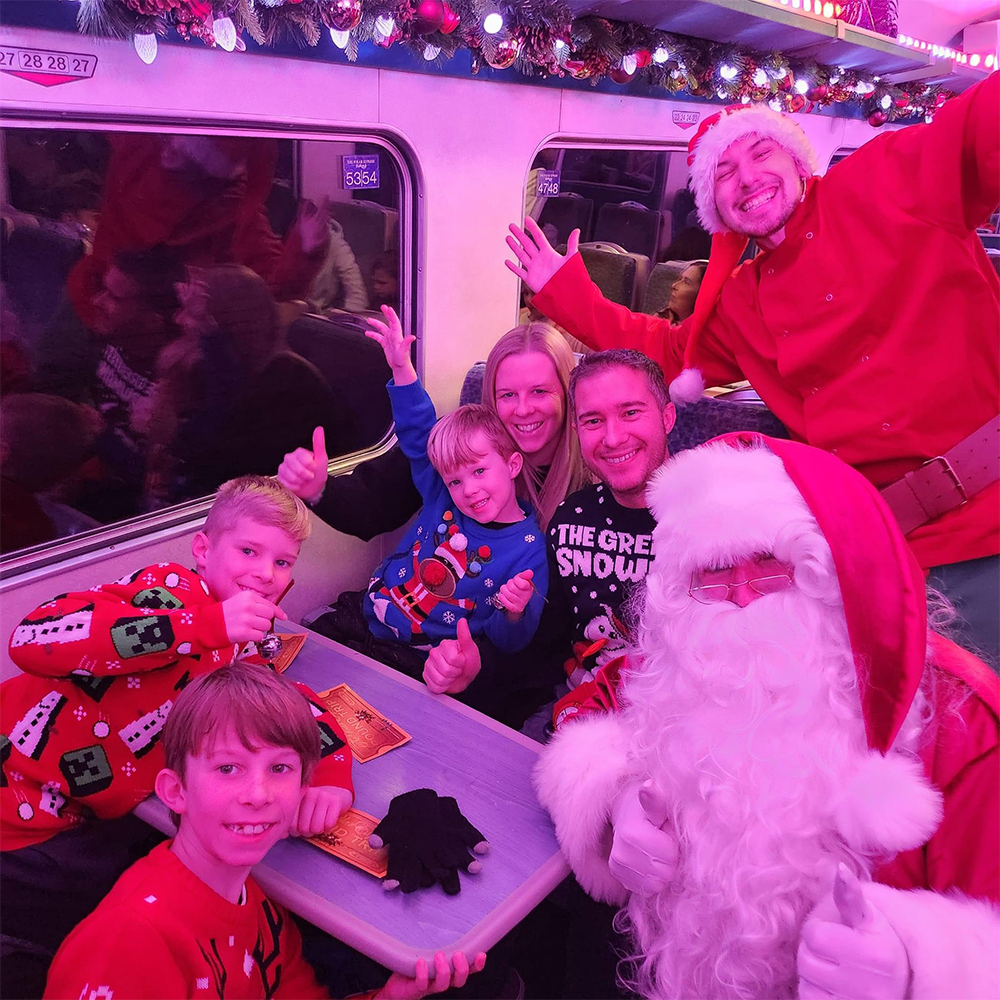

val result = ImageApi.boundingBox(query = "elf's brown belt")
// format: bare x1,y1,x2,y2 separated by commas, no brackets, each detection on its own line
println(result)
880,415,1000,536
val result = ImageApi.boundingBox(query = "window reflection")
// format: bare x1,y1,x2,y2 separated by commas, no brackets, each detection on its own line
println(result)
1,127,404,556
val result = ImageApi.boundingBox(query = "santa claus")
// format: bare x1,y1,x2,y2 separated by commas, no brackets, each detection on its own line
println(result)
534,432,998,1000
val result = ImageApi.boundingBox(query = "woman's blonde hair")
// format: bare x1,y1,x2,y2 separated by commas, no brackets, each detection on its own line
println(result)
483,322,589,529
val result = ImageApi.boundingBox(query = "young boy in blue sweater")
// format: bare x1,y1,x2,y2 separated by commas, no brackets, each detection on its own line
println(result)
361,306,547,662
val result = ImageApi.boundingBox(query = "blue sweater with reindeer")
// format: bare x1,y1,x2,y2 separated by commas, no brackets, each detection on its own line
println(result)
363,379,547,653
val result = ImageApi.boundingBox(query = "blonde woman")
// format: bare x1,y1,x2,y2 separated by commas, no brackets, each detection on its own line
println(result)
481,321,590,530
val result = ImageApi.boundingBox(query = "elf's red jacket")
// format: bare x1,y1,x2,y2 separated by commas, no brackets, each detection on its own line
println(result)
533,72,1000,571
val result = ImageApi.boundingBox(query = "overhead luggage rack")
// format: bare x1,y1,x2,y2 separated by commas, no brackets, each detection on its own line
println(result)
568,0,976,85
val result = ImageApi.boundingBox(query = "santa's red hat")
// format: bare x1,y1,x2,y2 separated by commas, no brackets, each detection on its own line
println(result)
434,528,469,580
670,105,819,406
647,433,927,755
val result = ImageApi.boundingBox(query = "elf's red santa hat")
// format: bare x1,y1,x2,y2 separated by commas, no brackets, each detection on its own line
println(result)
670,104,819,406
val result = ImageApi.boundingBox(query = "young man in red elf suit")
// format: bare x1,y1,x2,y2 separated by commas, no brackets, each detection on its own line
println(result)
506,72,1000,665
535,434,998,1000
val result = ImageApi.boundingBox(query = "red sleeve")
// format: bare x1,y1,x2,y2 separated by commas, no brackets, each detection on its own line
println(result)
8,564,231,678
531,253,742,387
292,682,355,802
239,216,327,303
843,71,999,233
44,910,188,1000
275,904,332,1000
552,656,628,729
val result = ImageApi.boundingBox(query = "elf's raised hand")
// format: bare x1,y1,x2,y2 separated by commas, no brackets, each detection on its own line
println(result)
798,864,910,1000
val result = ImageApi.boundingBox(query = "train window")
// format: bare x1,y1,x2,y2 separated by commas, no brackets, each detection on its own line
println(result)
827,148,857,169
522,145,710,325
0,126,412,559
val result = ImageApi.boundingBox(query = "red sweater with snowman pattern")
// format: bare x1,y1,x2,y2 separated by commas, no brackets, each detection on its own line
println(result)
1,563,353,852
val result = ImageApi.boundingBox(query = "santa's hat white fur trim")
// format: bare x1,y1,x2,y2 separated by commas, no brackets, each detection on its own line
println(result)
832,751,943,855
669,366,706,406
689,104,819,234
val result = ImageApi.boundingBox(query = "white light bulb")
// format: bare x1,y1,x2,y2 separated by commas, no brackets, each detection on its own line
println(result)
554,39,567,53
653,46,669,64
717,88,727,99
880,93,891,109
925,114,934,123
970,53,981,67
483,12,504,34
374,15,395,37
329,27,350,49
621,53,638,75
769,98,782,111
134,33,157,65
423,43,441,60
741,94,751,103
753,67,768,86
986,54,996,68
720,63,738,80
794,78,809,94
213,17,237,52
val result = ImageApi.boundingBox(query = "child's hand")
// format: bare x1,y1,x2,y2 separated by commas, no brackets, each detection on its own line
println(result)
496,569,534,619
277,426,328,504
377,951,487,1000
290,786,353,838
221,590,287,644
423,619,480,694
366,305,416,385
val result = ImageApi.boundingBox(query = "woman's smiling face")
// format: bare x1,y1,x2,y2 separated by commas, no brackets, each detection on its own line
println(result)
493,351,566,467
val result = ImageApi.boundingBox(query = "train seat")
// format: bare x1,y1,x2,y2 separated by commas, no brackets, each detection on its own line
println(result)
537,194,594,246
641,260,687,316
287,312,394,456
594,202,662,259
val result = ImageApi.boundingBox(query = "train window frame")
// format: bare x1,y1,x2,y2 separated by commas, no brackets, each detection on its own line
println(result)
0,111,422,579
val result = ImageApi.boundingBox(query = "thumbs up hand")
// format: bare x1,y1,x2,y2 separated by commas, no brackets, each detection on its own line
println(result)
424,618,481,695
277,425,328,505
496,569,535,618
608,779,679,895
797,864,910,1000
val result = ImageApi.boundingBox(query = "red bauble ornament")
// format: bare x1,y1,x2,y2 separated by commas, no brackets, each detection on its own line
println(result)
564,59,591,79
439,1,460,34
412,0,445,35
328,0,362,32
894,95,910,108
806,84,828,101
609,66,636,84
789,94,806,112
634,49,652,68
868,110,888,127
486,39,520,70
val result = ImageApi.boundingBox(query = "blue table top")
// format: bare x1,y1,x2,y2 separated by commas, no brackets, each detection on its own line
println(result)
138,625,568,974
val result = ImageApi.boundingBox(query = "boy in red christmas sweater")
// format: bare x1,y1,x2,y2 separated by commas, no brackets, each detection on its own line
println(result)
1,475,353,998
44,664,485,1000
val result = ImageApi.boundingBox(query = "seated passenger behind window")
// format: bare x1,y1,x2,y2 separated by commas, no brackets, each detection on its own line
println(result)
0,393,101,553
304,306,548,689
307,212,370,314
369,250,399,311
657,261,708,324
143,264,336,509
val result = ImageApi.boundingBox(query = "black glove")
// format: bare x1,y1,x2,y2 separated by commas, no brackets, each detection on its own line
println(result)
369,788,489,895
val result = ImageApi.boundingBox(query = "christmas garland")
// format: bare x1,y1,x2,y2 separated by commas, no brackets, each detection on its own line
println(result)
77,0,953,126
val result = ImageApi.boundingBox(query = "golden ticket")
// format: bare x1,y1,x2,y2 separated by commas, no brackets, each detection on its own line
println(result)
270,632,307,673
315,683,412,763
308,807,388,878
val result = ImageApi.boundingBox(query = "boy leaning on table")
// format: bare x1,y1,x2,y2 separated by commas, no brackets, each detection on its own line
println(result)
0,475,352,996
44,664,486,1000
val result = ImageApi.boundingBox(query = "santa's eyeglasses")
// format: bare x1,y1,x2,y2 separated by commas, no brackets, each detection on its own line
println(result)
688,557,795,606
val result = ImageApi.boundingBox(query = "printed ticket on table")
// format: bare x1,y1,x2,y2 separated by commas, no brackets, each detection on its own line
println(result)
315,683,411,762
270,632,307,673
308,807,388,878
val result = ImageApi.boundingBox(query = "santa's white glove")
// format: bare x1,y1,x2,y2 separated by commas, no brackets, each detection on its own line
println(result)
797,864,911,1000
608,779,679,894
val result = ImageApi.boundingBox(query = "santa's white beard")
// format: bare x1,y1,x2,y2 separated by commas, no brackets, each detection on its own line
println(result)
618,583,872,1000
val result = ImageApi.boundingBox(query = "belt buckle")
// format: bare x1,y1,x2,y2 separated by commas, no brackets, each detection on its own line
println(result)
920,455,968,507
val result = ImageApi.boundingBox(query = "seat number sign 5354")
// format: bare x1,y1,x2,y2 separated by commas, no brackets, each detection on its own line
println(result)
0,47,98,87
343,154,381,191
